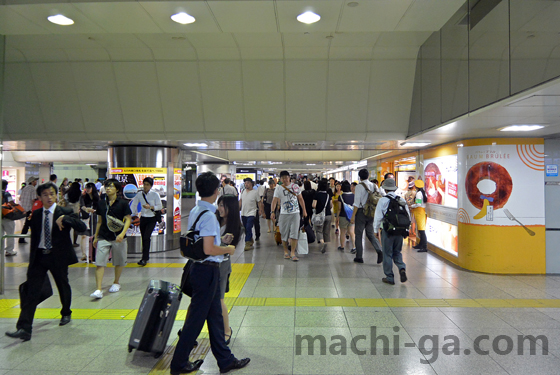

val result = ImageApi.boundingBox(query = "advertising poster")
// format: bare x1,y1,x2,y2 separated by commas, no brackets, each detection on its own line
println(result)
109,168,168,237
173,168,182,234
426,218,458,255
2,169,17,198
458,144,545,227
423,155,458,208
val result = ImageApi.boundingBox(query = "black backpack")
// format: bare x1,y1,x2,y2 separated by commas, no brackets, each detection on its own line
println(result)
180,210,209,261
382,196,411,238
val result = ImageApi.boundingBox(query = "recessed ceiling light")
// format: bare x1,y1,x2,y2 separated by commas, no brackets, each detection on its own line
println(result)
171,12,196,25
499,125,545,132
184,143,207,147
401,142,431,147
48,14,74,26
297,11,321,24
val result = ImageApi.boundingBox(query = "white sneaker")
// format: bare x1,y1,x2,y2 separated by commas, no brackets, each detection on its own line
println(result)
108,284,121,293
5,252,17,256
90,290,103,299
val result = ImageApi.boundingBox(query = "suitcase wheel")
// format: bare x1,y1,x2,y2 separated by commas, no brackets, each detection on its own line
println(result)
177,329,182,337
128,345,133,353
154,352,162,359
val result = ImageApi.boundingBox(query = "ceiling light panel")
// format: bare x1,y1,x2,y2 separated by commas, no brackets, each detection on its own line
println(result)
297,11,321,24
139,2,218,32
171,12,195,25
499,125,545,132
276,1,340,32
8,4,105,34
47,14,74,26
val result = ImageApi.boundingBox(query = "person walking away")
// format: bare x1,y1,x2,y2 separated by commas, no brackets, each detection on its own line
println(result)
239,178,260,251
312,180,332,253
261,179,276,233
410,180,428,253
337,181,356,253
90,179,131,299
350,169,383,264
2,180,17,256
170,172,249,375
130,177,162,266
373,178,410,285
18,176,39,245
79,182,99,261
270,171,307,261
5,182,86,341
301,181,316,227
216,194,242,345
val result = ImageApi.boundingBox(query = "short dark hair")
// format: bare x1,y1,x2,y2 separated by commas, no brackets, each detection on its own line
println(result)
384,172,394,180
317,180,328,191
36,182,58,197
223,178,231,185
143,177,154,187
2,179,8,190
196,172,220,198
358,169,369,180
372,179,379,184
341,180,351,192
329,177,335,181
50,174,57,182
280,171,290,178
268,178,275,185
105,178,122,193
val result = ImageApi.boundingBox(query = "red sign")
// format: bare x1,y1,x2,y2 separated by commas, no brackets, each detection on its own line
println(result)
448,181,458,199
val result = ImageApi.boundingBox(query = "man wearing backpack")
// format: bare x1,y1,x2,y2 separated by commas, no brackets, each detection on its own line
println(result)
373,178,410,285
350,169,383,264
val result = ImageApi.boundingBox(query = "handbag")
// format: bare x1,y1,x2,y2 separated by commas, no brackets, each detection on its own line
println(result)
180,260,194,297
311,193,328,227
297,230,309,255
303,222,315,244
142,192,162,223
19,274,53,307
180,210,210,261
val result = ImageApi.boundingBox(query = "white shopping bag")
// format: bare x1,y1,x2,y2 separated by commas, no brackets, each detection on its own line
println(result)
297,230,309,255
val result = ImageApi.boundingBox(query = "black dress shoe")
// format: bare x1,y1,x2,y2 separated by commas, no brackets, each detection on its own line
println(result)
137,260,147,266
170,359,204,375
18,239,28,244
5,329,31,341
220,358,250,373
412,244,422,249
399,269,408,283
417,249,428,253
59,315,71,326
376,252,383,264
382,278,395,285
353,258,364,264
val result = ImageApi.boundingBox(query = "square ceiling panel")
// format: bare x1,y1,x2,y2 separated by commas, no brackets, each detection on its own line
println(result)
73,2,162,33
187,33,237,48
338,0,413,32
395,0,465,32
208,1,277,33
233,33,282,48
0,6,49,35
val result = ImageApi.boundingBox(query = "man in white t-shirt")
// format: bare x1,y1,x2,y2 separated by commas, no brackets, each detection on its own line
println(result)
239,178,261,251
270,171,307,261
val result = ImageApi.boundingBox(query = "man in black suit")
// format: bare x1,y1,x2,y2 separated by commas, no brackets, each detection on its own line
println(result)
5,182,87,341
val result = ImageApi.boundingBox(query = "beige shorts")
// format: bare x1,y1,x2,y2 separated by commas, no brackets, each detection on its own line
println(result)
339,216,353,229
95,239,128,267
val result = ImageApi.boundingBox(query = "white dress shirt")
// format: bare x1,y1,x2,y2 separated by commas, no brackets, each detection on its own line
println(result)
130,190,162,217
39,203,57,249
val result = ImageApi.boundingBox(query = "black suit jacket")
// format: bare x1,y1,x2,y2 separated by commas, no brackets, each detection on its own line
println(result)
29,205,87,268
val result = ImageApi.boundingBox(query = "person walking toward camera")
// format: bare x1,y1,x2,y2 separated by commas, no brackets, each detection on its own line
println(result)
90,179,131,299
170,172,249,375
130,177,162,266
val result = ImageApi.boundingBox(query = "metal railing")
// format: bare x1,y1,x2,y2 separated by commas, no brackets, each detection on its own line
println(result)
1,234,31,295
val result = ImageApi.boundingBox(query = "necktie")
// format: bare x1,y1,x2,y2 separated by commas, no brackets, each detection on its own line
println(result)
44,212,52,250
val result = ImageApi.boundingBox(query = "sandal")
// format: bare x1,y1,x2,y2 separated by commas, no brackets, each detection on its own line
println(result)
81,256,87,261
291,256,299,262
284,254,291,259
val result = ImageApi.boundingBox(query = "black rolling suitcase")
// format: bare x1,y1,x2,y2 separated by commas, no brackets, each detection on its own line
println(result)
128,280,182,358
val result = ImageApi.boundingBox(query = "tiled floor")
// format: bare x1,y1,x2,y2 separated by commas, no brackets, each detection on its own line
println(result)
2,216,560,374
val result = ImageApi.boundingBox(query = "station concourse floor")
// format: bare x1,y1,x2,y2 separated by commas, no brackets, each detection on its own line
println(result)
2,216,560,374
